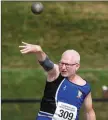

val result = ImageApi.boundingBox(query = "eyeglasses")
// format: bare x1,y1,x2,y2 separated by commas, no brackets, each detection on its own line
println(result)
59,62,77,68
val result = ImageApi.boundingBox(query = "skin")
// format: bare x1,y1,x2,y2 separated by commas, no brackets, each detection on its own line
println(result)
84,93,96,120
19,42,96,120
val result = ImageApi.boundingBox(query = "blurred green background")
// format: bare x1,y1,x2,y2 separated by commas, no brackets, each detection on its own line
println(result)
1,1,108,120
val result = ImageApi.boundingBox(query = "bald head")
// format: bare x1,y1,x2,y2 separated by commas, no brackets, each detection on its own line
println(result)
61,50,80,64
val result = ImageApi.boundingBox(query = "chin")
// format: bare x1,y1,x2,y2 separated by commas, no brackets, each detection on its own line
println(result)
61,73,68,77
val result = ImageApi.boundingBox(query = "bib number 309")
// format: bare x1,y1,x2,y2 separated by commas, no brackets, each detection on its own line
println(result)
53,102,77,120
58,109,73,120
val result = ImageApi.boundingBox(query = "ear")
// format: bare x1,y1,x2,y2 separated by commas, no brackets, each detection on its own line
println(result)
76,64,80,71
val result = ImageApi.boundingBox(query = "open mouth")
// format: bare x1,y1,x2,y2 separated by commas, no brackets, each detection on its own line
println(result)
61,71,67,73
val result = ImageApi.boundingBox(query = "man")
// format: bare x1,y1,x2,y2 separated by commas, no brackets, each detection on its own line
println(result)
19,42,96,120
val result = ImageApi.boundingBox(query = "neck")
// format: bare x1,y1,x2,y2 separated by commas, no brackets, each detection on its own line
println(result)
68,74,76,81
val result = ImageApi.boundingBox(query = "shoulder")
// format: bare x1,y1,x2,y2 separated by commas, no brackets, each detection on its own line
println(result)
76,75,87,86
77,75,90,86
80,79,87,86
77,76,91,94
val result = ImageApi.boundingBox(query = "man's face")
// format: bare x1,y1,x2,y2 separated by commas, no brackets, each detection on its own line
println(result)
59,55,80,78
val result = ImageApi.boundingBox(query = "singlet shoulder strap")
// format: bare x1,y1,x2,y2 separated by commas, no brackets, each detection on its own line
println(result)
84,81,91,95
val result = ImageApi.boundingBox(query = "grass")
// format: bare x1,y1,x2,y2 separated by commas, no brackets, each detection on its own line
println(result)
2,1,108,68
2,69,108,120
2,69,108,98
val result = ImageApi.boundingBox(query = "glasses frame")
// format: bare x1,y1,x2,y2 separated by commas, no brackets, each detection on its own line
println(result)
59,62,78,68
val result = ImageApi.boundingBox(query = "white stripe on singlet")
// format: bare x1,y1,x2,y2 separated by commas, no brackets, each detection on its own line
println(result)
55,78,65,106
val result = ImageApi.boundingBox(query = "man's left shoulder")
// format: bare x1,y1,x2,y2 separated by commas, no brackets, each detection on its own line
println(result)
81,78,87,85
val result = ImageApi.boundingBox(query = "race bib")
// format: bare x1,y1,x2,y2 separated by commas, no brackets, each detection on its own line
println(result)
53,102,77,120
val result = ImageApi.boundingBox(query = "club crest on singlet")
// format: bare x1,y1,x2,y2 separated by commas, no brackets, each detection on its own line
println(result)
77,90,82,98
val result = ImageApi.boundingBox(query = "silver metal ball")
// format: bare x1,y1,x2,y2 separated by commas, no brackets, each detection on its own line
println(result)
31,2,44,14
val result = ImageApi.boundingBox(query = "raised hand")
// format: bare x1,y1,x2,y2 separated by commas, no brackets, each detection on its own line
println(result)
19,42,42,54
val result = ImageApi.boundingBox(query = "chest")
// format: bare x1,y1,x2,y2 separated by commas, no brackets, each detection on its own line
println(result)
56,80,85,104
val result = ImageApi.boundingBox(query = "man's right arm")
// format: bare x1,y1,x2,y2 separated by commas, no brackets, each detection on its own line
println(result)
19,42,59,81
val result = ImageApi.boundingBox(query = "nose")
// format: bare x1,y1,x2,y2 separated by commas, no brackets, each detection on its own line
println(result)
61,64,66,69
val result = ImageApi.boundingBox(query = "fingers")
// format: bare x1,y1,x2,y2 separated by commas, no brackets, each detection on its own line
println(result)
19,42,31,54
22,41,29,45
20,48,30,54
19,41,30,48
19,46,26,48
19,41,36,54
20,50,30,54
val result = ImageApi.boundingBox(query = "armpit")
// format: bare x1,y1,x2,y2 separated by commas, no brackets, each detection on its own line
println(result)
47,64,60,82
